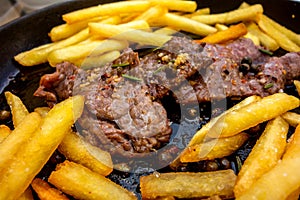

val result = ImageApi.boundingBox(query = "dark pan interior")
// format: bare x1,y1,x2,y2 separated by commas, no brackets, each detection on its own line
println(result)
0,0,299,199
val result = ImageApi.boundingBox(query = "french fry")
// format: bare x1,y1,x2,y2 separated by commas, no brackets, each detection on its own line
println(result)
149,0,197,13
140,170,236,199
151,13,217,36
78,50,121,69
195,23,247,44
245,22,279,51
0,112,41,168
18,187,34,200
48,39,128,67
34,107,51,118
14,16,121,67
0,124,11,142
243,32,260,46
234,116,289,198
49,16,105,42
257,14,300,52
237,125,300,200
89,23,171,46
63,1,150,24
58,130,113,176
180,132,249,162
207,93,299,138
5,91,29,127
192,4,263,25
153,27,178,36
48,161,137,200
215,24,228,31
31,178,69,200
0,95,84,200
183,8,210,18
282,112,300,127
133,5,167,22
294,80,300,96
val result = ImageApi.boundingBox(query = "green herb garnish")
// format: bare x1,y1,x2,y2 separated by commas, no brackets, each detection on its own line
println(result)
122,74,142,82
259,48,273,56
264,83,274,89
153,65,167,74
112,62,130,68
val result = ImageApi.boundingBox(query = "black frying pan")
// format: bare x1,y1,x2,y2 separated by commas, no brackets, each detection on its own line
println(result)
0,0,299,199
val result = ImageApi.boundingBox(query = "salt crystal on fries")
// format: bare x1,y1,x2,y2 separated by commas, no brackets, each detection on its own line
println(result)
63,1,150,24
180,132,249,162
195,23,248,44
192,4,263,25
208,93,299,138
140,170,236,199
31,178,69,200
0,95,84,200
237,125,300,200
234,116,289,198
58,130,113,176
49,161,137,200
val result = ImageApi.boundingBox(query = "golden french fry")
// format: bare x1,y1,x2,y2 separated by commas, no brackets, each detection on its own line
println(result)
151,13,217,36
215,24,228,31
208,93,299,138
243,32,260,46
140,170,236,199
195,23,248,44
58,130,113,176
294,80,300,96
188,95,261,146
63,1,150,24
282,112,300,127
49,161,137,200
192,4,263,25
18,187,34,200
5,91,29,127
153,27,179,36
77,50,120,69
49,16,105,42
89,23,171,46
0,112,41,168
234,116,289,198
257,14,300,52
180,133,249,163
149,0,197,13
31,178,69,200
133,5,167,22
48,39,128,67
246,22,279,51
0,96,84,200
286,187,300,200
34,107,51,118
180,132,249,162
0,124,11,143
183,8,210,18
237,125,300,200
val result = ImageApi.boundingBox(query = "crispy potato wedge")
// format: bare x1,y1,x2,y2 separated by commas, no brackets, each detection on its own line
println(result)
192,4,263,25
282,112,300,127
58,131,113,176
140,170,236,199
5,91,29,127
237,125,300,200
195,23,247,44
18,187,34,200
0,124,11,143
0,96,84,200
234,116,289,197
257,14,300,52
0,112,41,167
49,161,137,200
245,22,279,51
31,178,69,200
63,1,150,24
180,132,249,162
208,93,299,138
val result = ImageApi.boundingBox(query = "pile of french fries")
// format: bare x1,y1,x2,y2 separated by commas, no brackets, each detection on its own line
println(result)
3,0,300,199
14,0,300,69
